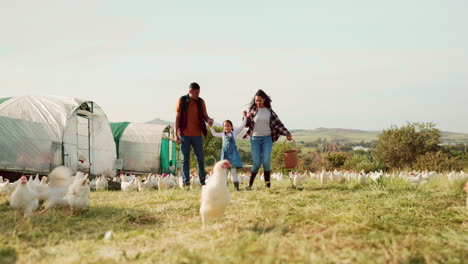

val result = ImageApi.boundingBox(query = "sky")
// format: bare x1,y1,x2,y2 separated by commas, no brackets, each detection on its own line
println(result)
1,0,467,132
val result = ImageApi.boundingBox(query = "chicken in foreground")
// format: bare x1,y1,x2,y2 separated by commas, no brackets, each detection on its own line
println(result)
200,160,232,229
39,166,75,213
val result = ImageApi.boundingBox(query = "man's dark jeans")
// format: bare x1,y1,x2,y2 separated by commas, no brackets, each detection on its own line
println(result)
180,135,206,185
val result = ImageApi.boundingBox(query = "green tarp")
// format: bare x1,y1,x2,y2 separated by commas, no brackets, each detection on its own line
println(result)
171,141,177,174
160,138,177,174
160,138,169,173
0,97,12,105
110,122,131,159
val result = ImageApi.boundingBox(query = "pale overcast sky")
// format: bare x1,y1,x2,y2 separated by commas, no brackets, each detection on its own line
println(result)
1,0,467,132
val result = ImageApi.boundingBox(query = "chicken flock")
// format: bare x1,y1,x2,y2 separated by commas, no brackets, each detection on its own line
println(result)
4,166,91,218
1,162,467,225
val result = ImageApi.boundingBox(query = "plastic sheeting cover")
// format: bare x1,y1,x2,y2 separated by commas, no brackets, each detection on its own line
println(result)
117,123,174,173
0,95,116,175
0,97,12,105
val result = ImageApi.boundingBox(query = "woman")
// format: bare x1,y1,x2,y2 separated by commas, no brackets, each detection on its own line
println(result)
243,90,292,190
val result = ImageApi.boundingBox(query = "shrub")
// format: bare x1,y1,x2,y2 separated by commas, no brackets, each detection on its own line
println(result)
344,152,387,173
325,152,347,167
373,122,441,169
412,151,461,171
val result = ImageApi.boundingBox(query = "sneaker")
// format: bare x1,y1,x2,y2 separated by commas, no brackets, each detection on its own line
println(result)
245,186,252,191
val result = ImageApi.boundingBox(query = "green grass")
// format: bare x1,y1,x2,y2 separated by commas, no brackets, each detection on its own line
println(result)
0,178,467,263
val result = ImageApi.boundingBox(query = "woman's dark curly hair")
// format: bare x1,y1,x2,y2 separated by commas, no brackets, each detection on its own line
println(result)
248,89,272,111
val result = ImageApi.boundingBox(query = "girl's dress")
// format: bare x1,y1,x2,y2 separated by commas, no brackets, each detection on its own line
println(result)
209,119,247,189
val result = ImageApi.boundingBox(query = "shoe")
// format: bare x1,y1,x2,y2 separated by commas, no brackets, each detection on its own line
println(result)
245,186,252,191
264,171,271,188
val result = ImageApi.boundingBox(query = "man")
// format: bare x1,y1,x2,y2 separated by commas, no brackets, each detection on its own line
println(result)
175,82,214,188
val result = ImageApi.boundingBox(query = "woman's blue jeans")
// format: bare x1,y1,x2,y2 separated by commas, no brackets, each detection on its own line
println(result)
250,136,272,173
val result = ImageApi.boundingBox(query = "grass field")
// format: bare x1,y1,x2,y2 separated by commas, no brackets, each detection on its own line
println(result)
0,177,467,263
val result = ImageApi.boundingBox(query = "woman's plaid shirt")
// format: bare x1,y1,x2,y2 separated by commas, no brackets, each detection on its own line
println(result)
243,106,290,142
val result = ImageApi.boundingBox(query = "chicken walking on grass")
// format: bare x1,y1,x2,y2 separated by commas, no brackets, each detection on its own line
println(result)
200,160,232,230
38,166,76,214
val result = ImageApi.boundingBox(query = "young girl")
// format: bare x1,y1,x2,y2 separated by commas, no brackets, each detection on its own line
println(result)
209,112,247,191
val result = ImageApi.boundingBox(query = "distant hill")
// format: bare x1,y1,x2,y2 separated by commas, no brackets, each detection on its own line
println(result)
291,128,380,143
146,117,222,127
290,128,468,144
144,120,468,145
145,118,173,126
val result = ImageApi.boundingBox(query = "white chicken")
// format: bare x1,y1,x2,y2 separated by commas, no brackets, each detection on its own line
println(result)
165,174,178,189
8,178,20,192
190,175,200,190
200,160,232,229
420,170,437,185
33,174,41,185
113,175,122,184
293,172,308,189
66,174,90,215
40,176,48,185
271,173,279,181
33,176,49,201
96,175,108,191
178,176,184,190
332,170,343,182
120,174,135,183
319,168,329,185
40,166,75,213
149,173,159,188
406,173,421,186
138,175,153,191
358,170,368,185
369,172,382,182
309,172,318,181
121,177,138,192
240,174,250,185
9,175,39,218
89,178,97,190
157,175,168,191
0,179,11,197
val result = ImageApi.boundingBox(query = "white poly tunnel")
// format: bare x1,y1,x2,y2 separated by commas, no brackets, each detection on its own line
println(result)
110,122,177,174
0,96,116,176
